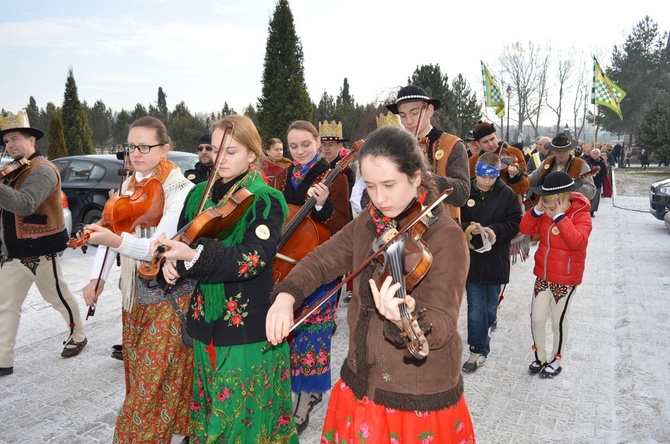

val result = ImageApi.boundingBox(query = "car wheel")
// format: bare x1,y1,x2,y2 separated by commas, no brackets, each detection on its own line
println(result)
82,208,103,225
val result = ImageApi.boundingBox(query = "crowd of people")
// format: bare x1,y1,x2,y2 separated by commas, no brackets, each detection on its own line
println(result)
1,84,608,442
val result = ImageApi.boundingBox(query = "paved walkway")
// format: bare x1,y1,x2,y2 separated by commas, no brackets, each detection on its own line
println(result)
1,189,669,443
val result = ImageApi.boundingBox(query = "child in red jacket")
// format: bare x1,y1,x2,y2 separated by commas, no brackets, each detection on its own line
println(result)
519,171,592,379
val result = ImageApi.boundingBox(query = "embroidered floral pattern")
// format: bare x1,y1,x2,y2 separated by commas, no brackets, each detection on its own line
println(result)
237,251,265,278
223,292,249,327
190,293,205,321
533,277,573,303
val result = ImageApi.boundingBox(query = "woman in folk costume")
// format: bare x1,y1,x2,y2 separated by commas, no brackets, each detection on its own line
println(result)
259,137,292,183
271,120,351,434
81,116,195,443
151,115,298,443
267,126,475,443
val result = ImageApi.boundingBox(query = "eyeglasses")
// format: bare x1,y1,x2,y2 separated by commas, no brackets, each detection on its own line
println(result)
123,143,165,154
197,144,214,152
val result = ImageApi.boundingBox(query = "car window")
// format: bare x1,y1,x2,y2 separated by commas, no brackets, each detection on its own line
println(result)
62,160,106,184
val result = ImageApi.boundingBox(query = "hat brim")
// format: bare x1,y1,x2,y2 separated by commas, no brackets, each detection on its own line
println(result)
320,137,349,142
386,98,441,115
0,127,44,141
547,140,578,152
533,179,582,196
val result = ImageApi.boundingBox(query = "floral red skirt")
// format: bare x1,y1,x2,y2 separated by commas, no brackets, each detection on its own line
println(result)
321,379,476,444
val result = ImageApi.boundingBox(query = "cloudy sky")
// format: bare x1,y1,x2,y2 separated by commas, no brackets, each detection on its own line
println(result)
1,0,667,123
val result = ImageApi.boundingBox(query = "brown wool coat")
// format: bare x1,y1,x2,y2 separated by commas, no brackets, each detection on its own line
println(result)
272,208,469,412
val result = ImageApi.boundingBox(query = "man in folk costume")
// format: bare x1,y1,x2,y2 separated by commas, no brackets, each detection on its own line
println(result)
527,133,596,203
0,111,88,377
526,136,551,174
468,121,530,204
386,85,470,220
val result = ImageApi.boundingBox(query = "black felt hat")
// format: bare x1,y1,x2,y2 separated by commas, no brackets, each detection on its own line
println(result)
386,85,441,114
533,171,582,196
547,133,578,152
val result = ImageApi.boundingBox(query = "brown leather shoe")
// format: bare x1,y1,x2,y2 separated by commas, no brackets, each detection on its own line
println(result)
61,337,88,358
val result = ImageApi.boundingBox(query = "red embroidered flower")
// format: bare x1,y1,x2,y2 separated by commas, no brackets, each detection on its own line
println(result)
226,300,238,311
232,314,243,326
190,401,201,411
249,253,260,266
278,414,291,426
238,262,250,275
217,387,232,402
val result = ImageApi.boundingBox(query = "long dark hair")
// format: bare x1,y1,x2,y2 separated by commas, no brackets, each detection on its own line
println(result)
359,126,438,199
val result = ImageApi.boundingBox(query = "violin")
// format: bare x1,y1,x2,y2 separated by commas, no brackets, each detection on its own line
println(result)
272,140,362,283
262,188,452,352
371,201,433,359
67,177,165,250
499,142,527,176
0,157,29,180
137,187,255,281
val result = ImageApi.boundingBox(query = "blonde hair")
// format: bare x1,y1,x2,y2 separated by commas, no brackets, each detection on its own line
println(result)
287,120,319,140
211,115,262,161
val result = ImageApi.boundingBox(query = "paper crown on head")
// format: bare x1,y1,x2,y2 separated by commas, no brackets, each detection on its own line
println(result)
375,111,402,128
319,120,349,142
0,110,44,141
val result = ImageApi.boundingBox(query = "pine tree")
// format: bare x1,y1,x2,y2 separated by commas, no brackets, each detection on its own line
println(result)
87,100,113,153
25,97,48,152
257,0,312,143
47,103,68,160
61,68,95,155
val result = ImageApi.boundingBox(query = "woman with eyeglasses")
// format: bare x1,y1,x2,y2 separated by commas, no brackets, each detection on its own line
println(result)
149,115,298,442
81,116,195,443
259,137,292,183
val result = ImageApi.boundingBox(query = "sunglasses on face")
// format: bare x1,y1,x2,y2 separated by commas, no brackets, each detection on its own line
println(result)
197,144,214,152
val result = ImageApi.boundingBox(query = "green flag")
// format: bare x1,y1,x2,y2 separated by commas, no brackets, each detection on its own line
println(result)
481,61,505,118
592,57,626,120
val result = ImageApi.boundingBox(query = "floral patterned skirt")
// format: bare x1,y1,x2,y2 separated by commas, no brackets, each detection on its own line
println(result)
290,279,339,394
321,379,476,444
113,296,194,444
189,340,298,444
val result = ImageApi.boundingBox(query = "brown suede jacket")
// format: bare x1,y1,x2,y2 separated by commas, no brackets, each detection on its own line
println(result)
271,207,469,412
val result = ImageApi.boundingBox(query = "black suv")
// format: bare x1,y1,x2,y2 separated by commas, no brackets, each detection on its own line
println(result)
649,177,670,220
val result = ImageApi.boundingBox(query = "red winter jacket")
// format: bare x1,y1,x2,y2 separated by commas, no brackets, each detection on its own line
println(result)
519,192,592,285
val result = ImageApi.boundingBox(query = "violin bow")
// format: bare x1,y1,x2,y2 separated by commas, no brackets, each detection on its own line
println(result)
262,188,451,351
196,123,235,215
87,148,133,319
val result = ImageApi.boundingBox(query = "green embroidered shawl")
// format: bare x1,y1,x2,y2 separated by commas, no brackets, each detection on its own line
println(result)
184,171,288,322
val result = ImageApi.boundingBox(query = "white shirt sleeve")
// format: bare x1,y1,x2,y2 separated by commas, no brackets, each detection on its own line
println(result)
349,176,365,216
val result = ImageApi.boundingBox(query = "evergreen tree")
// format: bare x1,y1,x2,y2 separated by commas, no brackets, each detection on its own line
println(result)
637,93,670,159
112,110,132,148
257,0,312,142
130,103,149,122
451,74,482,139
61,68,95,155
157,87,169,120
25,97,48,152
87,100,113,153
168,101,208,151
313,91,336,126
603,16,670,144
409,64,456,133
243,105,259,130
47,104,68,160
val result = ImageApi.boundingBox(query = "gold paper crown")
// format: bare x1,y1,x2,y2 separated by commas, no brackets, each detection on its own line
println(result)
319,120,346,141
0,110,30,132
0,110,44,140
376,111,401,128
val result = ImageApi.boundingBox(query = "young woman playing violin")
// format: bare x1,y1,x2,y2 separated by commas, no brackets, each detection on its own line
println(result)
267,126,476,443
270,120,351,434
80,116,195,443
150,115,298,443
